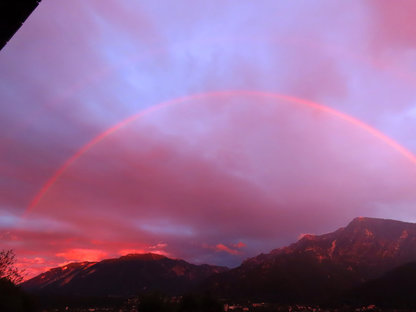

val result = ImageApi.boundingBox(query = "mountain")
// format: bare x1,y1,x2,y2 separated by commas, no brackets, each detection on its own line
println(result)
206,217,416,302
23,217,416,304
349,261,416,308
22,253,228,298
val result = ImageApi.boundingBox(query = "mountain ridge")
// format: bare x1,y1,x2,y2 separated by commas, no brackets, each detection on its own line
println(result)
205,216,416,302
22,252,228,297
23,217,416,303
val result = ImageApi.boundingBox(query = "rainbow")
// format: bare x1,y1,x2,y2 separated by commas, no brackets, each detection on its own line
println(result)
27,90,416,212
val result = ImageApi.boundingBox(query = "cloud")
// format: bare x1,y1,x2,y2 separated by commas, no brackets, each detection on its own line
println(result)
2,0,416,278
56,249,108,263
202,241,246,256
232,242,246,249
210,242,246,256
13,92,416,274
365,0,416,52
214,244,241,256
118,243,169,257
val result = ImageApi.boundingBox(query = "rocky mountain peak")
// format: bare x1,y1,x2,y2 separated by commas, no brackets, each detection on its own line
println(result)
242,217,416,278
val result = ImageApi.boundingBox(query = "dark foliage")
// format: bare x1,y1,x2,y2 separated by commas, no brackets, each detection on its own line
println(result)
0,276,34,311
179,292,223,312
33,294,125,310
0,249,34,311
138,292,223,312
138,292,174,312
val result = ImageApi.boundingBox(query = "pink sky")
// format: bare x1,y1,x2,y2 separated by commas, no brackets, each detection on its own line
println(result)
2,1,416,279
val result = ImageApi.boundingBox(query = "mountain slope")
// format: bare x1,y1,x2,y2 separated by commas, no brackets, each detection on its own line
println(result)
23,217,416,302
207,217,416,302
349,261,416,308
22,253,228,297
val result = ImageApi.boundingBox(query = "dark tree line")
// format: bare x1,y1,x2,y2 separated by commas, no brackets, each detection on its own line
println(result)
0,249,24,284
0,249,34,312
139,291,223,312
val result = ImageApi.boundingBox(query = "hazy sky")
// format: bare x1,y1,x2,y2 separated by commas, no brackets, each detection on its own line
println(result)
2,0,416,278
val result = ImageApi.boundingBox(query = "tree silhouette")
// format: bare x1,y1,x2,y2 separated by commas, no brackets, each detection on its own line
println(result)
0,249,34,311
0,249,23,284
